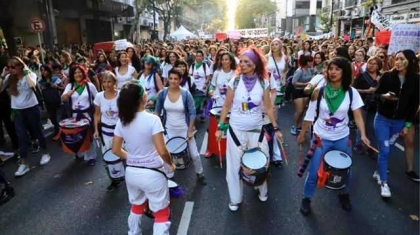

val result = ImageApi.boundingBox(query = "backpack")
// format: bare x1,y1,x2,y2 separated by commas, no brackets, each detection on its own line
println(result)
315,86,353,122
191,63,207,77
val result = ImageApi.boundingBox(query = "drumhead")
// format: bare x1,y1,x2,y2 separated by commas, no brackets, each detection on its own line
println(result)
166,137,187,154
59,118,89,128
210,107,223,116
242,150,267,170
103,149,120,162
168,180,178,188
324,150,352,169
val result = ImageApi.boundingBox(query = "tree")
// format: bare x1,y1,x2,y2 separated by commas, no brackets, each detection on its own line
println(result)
129,0,148,43
318,8,335,33
235,0,276,29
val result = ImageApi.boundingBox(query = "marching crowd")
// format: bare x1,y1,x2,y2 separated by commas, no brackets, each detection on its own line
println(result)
0,35,419,234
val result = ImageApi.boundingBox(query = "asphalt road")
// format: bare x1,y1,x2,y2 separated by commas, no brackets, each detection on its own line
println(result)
0,104,418,235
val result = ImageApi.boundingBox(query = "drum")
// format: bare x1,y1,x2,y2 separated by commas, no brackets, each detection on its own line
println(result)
59,118,91,154
240,148,269,186
166,137,191,170
208,107,230,157
323,150,352,190
102,149,125,181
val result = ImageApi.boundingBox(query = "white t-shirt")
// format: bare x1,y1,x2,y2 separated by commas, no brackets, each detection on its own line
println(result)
139,72,158,100
267,56,286,90
164,95,187,130
3,72,39,109
162,64,173,79
189,63,212,92
309,74,327,88
211,69,235,107
353,63,367,74
114,111,164,168
367,45,377,57
115,65,136,89
305,87,364,141
228,76,269,131
63,82,98,119
297,50,316,59
93,91,119,134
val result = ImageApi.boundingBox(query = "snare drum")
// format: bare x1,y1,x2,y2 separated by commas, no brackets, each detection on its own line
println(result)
324,150,352,190
166,137,191,170
103,149,125,181
59,118,91,154
240,148,269,186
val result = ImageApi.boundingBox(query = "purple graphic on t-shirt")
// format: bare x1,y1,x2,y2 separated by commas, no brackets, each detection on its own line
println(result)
324,117,345,128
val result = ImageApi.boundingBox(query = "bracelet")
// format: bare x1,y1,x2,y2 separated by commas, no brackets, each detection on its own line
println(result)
273,126,280,132
405,122,412,128
217,122,229,131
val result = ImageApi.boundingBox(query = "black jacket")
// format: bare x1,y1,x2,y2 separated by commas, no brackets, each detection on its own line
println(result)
374,70,419,122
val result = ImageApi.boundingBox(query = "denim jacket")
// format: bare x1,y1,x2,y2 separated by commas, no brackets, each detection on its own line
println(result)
155,88,196,127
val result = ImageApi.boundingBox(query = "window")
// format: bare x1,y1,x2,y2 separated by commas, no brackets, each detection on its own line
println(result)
296,1,310,9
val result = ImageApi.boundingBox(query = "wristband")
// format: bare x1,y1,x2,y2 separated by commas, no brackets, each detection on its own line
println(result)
273,126,280,132
148,97,156,103
217,122,229,131
23,70,29,76
405,122,412,128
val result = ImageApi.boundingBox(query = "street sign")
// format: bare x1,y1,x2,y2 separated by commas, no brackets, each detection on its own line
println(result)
29,18,45,33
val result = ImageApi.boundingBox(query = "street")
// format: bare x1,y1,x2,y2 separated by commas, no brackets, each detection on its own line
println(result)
0,104,418,235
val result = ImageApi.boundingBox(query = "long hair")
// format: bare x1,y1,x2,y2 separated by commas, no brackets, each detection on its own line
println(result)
393,49,419,78
219,51,237,71
326,57,353,91
212,47,228,72
40,64,53,80
7,56,32,96
61,51,72,64
116,51,129,67
314,52,326,65
68,64,88,84
174,59,190,77
237,46,269,80
336,46,352,61
164,51,181,64
126,47,141,72
118,82,145,125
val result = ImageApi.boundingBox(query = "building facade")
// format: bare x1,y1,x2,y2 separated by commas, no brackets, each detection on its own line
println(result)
284,0,323,37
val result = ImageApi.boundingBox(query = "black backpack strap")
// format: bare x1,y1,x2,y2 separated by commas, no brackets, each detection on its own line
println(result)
316,86,325,121
348,87,353,111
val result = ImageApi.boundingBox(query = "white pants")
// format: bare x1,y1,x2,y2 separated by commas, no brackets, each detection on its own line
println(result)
165,127,204,175
126,168,170,235
125,167,170,212
226,128,269,204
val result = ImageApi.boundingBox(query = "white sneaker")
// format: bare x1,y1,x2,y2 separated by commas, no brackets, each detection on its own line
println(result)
258,192,268,202
373,171,381,185
15,164,30,177
40,154,51,165
228,202,239,212
381,183,392,198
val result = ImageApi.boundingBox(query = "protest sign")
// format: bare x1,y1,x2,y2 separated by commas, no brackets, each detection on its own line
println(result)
371,10,394,31
388,24,420,55
115,39,128,51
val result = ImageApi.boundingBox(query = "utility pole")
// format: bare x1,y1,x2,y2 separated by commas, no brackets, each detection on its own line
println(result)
153,0,157,40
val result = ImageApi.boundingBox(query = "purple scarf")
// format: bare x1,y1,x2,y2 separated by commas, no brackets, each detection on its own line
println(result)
180,75,188,87
242,74,259,92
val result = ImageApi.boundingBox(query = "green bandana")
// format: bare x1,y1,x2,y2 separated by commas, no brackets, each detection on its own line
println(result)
325,83,345,115
194,62,203,70
74,83,86,95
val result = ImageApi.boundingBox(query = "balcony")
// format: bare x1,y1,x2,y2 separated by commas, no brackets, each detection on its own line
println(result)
333,1,343,11
344,0,358,8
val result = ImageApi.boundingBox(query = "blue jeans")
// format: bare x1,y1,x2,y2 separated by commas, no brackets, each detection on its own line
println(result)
303,135,352,198
373,113,404,183
14,105,47,159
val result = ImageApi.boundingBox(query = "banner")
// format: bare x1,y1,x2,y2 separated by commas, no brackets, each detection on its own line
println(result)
371,10,394,31
375,31,391,45
229,28,268,38
114,39,128,51
388,24,420,55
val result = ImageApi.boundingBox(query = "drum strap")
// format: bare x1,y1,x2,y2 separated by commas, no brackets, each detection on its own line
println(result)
228,126,264,147
126,165,168,180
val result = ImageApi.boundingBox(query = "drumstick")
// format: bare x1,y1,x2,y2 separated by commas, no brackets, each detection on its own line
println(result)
366,144,379,154
217,140,223,168
277,138,289,166
170,130,198,153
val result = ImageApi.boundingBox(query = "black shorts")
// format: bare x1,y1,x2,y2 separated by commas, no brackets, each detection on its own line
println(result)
293,89,309,100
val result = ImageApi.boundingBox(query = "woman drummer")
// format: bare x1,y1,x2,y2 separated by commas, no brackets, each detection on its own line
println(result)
93,71,122,191
215,47,283,211
112,81,176,235
297,57,369,216
61,64,98,165
155,68,207,185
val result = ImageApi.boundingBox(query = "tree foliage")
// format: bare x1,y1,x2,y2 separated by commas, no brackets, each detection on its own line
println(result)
317,8,335,33
235,0,276,29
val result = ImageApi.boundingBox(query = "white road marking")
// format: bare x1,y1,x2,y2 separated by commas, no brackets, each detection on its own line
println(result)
199,131,208,155
176,201,194,235
395,143,405,152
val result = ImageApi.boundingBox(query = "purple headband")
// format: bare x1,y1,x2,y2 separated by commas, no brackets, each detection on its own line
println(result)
241,49,259,64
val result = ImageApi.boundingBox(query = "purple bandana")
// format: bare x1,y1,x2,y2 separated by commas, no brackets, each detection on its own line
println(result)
242,73,259,92
241,49,259,64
